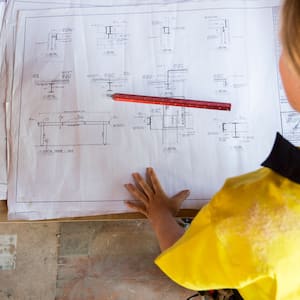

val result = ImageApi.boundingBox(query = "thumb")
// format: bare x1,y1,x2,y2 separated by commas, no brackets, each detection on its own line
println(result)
171,189,190,208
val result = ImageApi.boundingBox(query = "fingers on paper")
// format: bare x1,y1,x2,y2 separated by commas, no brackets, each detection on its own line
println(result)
146,167,165,195
124,183,148,205
168,189,190,215
173,189,190,201
125,200,148,217
132,172,153,199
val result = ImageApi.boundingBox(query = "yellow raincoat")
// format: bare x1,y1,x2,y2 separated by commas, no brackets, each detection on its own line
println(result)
155,133,300,299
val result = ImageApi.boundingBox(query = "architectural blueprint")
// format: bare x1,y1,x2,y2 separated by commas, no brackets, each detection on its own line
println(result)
0,0,193,201
6,0,300,220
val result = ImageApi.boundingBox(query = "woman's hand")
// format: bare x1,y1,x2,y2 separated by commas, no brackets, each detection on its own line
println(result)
124,167,190,251
124,167,190,223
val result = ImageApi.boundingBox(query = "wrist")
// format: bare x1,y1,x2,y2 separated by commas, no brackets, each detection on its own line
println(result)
148,208,175,230
149,210,185,251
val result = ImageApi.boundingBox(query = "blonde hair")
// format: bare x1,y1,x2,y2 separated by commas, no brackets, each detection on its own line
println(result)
281,0,300,76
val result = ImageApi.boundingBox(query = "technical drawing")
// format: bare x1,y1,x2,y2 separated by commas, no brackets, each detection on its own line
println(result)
272,6,300,146
207,117,254,144
90,20,129,56
143,65,188,98
11,0,287,220
149,16,186,52
35,27,73,59
133,106,194,145
213,73,247,96
32,111,112,150
281,112,300,143
213,73,229,95
33,71,72,100
136,64,192,146
87,72,129,92
206,16,230,49
273,7,287,104
48,28,72,54
221,121,248,139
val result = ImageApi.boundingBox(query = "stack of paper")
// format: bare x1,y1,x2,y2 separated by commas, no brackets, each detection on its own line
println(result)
1,0,299,220
0,0,7,200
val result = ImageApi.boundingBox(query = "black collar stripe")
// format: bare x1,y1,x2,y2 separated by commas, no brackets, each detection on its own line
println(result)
261,132,300,184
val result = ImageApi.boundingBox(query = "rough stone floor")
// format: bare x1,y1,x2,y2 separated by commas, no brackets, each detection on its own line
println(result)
0,221,194,300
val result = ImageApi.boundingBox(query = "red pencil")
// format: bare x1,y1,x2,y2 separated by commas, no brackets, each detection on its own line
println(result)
111,93,231,111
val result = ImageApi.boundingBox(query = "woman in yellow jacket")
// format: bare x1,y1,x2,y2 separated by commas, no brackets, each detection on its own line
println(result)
125,1,300,299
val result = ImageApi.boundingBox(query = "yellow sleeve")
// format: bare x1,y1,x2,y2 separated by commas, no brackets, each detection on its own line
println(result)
154,181,266,293
155,222,236,291
155,201,246,291
155,169,300,299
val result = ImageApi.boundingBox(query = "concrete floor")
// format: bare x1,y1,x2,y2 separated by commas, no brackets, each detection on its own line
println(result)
0,220,194,300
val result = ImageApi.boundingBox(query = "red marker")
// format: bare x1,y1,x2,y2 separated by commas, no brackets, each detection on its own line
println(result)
111,93,231,111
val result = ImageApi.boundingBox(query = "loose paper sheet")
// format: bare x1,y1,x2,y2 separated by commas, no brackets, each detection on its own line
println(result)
6,0,300,219
0,0,108,200
0,0,7,199
0,0,187,201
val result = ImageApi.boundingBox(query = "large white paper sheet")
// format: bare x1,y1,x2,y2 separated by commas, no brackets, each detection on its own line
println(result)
0,1,7,199
7,0,300,219
0,0,187,201
0,2,5,22
1,0,82,200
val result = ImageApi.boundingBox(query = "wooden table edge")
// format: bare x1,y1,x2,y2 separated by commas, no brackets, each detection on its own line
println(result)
0,200,198,223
